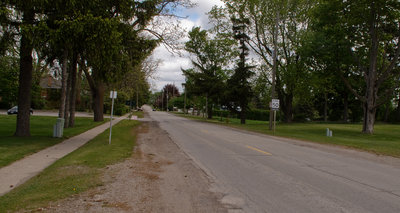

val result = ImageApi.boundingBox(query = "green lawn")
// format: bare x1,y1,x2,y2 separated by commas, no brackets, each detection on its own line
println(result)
0,119,139,212
178,113,400,158
130,110,144,118
0,115,107,168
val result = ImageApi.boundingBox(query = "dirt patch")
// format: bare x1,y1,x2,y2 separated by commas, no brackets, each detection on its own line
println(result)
42,120,227,213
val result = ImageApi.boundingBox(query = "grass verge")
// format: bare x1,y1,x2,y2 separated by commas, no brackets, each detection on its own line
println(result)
176,113,400,158
0,119,139,212
0,115,108,168
129,110,144,119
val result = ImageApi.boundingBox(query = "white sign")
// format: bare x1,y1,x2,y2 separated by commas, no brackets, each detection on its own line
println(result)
109,90,117,145
271,99,280,110
110,91,117,99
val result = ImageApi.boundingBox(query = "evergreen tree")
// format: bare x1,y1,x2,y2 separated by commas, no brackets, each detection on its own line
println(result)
228,17,254,124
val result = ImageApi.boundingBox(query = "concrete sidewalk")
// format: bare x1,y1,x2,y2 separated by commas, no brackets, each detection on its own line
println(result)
0,115,128,196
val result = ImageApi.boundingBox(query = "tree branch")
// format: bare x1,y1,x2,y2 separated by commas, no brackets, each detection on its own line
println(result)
349,48,368,82
338,71,366,102
376,87,396,108
377,37,400,88
83,67,95,92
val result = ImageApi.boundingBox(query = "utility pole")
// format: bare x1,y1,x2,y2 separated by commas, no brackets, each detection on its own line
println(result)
269,11,279,130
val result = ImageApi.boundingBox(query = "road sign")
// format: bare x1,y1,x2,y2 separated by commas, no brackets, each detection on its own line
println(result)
110,91,117,99
109,91,117,144
271,99,280,110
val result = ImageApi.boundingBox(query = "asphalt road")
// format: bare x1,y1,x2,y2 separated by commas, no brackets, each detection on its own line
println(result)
146,107,400,213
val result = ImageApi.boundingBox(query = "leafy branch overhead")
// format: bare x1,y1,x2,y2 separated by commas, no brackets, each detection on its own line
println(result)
1,0,193,136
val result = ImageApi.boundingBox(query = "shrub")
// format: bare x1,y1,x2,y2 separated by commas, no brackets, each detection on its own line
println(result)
114,105,129,116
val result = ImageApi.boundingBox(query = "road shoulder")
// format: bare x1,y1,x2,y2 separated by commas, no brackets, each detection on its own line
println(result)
45,120,227,212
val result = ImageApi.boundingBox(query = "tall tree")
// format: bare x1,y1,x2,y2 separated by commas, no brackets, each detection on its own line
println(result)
312,0,400,133
161,84,179,111
115,57,156,109
228,17,254,124
0,54,19,108
80,0,190,121
184,27,236,119
14,0,37,136
222,0,315,123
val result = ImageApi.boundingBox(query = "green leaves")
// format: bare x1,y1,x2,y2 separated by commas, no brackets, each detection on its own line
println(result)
184,27,236,104
0,55,19,108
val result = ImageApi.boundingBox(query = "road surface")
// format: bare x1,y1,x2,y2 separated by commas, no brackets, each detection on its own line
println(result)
146,107,400,213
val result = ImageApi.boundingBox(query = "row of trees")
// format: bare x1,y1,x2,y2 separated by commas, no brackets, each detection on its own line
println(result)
153,84,180,111
1,0,191,136
177,0,400,134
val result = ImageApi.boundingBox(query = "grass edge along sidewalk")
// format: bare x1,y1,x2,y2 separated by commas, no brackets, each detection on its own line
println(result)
175,113,400,158
0,119,139,212
0,115,108,168
0,114,126,198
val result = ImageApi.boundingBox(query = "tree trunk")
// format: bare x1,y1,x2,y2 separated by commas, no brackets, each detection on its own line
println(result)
15,8,34,137
64,62,72,128
396,95,400,122
343,92,349,122
58,50,68,119
324,93,328,122
282,94,293,123
362,86,378,134
92,81,105,122
68,53,78,127
362,3,379,134
206,95,212,119
383,103,390,122
363,101,376,134
136,85,139,109
83,68,104,121
240,106,246,124
75,59,84,108
207,104,213,119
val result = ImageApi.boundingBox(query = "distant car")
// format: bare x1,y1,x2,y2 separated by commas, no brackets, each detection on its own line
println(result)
152,108,156,111
7,106,33,115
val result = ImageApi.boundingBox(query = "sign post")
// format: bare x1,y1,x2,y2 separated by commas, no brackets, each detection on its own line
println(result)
271,99,280,134
109,91,117,145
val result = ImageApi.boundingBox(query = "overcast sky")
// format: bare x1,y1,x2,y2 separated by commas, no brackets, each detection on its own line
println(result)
149,0,224,93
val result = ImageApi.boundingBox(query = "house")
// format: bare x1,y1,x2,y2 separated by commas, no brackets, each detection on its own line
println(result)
39,75,62,98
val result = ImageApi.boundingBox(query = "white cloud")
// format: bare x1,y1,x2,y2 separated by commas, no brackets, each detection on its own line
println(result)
191,0,225,15
150,46,192,92
185,0,225,29
149,0,225,93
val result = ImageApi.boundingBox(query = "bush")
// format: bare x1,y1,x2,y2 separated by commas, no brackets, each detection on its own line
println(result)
114,105,129,116
293,113,308,122
213,109,232,118
246,109,269,121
